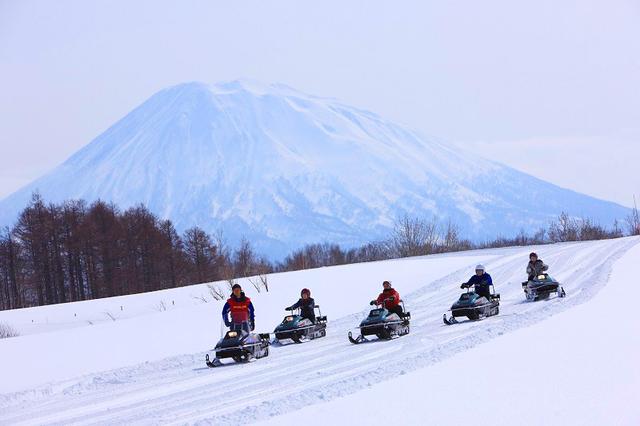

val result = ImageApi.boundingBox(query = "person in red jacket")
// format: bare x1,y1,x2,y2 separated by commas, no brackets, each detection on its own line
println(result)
370,281,404,317
222,284,255,333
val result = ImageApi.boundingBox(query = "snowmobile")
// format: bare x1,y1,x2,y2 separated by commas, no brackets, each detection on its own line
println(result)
522,273,566,301
273,305,327,344
205,325,270,367
348,298,410,344
443,284,500,325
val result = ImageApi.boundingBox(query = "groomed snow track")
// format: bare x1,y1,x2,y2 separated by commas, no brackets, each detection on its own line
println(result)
0,238,637,425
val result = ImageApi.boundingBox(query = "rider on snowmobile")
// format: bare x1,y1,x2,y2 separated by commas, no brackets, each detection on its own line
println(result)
222,284,255,333
285,288,316,323
371,281,404,317
526,252,548,281
462,265,493,299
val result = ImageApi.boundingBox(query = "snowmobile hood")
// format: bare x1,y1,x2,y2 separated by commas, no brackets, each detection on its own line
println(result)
215,330,263,350
530,274,559,284
274,314,306,332
359,308,391,327
451,292,483,309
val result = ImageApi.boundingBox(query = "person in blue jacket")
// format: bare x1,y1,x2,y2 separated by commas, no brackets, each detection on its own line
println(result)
461,264,493,299
221,284,255,333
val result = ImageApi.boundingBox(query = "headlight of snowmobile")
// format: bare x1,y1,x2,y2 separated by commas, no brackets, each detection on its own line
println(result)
285,316,293,322
228,331,237,337
537,274,546,279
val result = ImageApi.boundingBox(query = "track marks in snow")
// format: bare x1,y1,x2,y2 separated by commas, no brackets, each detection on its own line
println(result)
0,238,637,425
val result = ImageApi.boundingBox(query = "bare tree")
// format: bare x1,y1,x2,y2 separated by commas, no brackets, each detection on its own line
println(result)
259,274,269,292
207,283,225,301
441,220,461,251
0,322,19,339
247,276,262,293
248,273,269,293
548,212,579,242
392,214,439,257
234,238,257,278
183,227,216,284
626,196,640,236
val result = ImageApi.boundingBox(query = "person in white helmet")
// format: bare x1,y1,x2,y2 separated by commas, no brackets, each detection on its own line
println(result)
461,264,493,299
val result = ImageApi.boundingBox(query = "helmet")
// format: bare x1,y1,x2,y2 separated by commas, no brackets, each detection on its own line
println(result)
475,264,485,272
301,288,311,297
382,280,391,287
232,283,242,290
529,252,538,259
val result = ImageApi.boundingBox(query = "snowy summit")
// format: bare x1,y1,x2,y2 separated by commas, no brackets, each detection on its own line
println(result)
0,80,629,257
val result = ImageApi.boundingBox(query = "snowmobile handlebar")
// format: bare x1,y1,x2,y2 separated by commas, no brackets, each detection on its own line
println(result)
370,296,398,307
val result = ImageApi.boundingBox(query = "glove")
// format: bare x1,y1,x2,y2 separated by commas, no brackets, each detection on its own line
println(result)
460,283,467,289
285,306,292,311
250,321,255,331
370,300,377,306
224,319,232,327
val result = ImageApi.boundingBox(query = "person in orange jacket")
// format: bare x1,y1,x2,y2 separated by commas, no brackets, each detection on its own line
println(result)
370,281,403,317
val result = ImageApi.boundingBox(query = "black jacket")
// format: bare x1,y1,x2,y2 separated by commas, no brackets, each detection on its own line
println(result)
527,259,548,280
287,297,316,320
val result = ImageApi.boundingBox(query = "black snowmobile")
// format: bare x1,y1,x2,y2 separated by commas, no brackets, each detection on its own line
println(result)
205,326,270,367
443,284,500,325
522,273,566,301
273,306,327,344
348,298,410,344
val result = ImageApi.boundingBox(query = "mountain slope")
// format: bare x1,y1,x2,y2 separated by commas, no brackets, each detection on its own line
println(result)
0,81,629,257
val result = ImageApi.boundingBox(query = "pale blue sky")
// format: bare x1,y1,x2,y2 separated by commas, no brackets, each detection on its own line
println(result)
1,0,638,206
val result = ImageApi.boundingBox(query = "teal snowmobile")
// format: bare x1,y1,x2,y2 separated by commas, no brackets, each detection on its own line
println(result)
205,324,270,367
348,298,410,344
443,284,500,325
273,306,327,344
522,273,566,301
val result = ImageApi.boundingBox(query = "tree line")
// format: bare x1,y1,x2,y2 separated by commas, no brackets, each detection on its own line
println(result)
1,193,639,311
276,209,638,272
0,194,270,310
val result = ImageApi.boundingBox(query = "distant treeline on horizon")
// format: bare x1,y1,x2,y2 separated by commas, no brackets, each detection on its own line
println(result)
1,193,638,311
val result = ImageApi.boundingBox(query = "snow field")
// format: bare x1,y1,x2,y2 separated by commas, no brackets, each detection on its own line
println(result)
0,237,637,425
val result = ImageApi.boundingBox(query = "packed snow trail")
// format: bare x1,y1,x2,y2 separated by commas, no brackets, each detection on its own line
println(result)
0,238,636,425
263,239,640,426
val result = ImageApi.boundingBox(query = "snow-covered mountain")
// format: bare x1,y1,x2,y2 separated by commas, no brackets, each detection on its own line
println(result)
0,81,629,257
